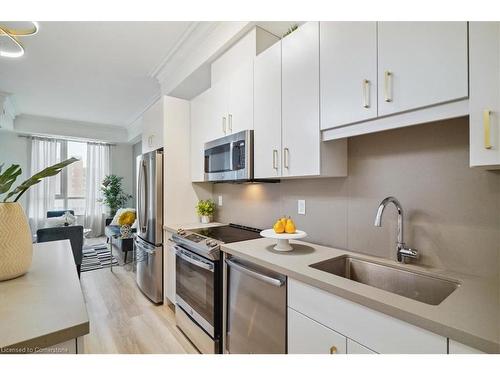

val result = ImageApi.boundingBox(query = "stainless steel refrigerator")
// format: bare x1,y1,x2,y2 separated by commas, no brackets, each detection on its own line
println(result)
136,149,163,303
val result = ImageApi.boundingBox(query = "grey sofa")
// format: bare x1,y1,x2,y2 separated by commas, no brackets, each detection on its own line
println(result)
37,226,83,277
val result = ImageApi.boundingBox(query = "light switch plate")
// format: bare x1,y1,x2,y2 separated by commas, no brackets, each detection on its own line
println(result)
298,200,306,215
218,195,223,206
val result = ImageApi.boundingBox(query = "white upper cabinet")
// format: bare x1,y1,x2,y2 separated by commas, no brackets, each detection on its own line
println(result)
210,78,230,139
282,22,347,178
142,98,164,153
469,22,500,169
320,22,378,129
227,61,254,134
377,22,468,116
254,41,282,179
209,66,253,139
190,89,216,182
189,27,279,182
282,21,321,177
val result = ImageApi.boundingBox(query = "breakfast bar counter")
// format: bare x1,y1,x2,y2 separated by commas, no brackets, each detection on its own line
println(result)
0,240,89,353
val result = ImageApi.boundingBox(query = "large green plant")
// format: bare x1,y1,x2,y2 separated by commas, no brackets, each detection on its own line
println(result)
99,175,132,216
0,158,78,203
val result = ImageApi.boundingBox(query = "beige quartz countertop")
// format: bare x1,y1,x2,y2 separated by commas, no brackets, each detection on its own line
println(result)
221,238,500,353
163,222,226,233
0,240,89,351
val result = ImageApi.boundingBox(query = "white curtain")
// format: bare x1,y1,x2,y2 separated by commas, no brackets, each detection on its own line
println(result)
28,137,58,230
84,142,110,237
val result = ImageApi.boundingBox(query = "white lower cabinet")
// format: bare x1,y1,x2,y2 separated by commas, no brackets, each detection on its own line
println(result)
288,308,346,354
165,239,176,304
287,278,448,354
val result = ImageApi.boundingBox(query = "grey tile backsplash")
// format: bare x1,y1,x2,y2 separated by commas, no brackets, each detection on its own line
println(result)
213,117,500,278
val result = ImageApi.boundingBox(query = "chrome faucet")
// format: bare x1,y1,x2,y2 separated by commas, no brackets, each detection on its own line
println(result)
374,197,418,263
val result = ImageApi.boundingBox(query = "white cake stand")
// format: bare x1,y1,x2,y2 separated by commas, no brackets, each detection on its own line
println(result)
260,229,307,252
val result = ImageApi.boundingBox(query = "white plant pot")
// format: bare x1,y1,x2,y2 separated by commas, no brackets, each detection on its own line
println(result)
200,215,211,224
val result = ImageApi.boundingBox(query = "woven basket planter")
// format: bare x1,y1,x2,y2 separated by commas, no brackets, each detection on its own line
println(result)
0,202,33,281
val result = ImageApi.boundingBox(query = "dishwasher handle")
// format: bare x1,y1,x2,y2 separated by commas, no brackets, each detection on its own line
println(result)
226,258,285,287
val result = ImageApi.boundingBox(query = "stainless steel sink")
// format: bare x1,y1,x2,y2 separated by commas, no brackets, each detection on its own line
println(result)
309,255,460,305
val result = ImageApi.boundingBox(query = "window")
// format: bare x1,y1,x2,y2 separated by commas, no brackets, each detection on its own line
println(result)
54,141,87,215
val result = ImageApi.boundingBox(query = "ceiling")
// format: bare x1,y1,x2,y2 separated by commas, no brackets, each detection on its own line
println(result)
0,21,193,127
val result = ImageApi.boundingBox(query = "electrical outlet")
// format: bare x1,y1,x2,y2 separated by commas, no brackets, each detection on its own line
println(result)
218,195,223,206
298,200,306,215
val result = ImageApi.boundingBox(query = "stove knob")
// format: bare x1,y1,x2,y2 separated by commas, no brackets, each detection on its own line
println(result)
177,229,185,235
206,240,216,247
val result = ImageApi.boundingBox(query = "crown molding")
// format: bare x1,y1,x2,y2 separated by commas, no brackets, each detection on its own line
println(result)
148,21,201,78
152,21,253,96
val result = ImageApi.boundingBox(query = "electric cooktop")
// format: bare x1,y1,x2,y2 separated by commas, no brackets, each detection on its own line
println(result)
190,223,262,243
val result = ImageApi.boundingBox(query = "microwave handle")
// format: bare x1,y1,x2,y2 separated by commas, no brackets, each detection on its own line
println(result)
229,141,234,171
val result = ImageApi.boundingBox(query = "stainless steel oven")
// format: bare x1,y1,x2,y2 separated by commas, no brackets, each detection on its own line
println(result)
204,130,253,182
175,245,215,335
172,225,262,354
174,242,222,354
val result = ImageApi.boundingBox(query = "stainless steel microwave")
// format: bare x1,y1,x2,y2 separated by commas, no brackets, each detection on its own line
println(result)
204,130,253,182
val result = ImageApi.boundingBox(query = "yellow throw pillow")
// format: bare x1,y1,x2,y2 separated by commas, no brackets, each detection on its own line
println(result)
118,211,136,226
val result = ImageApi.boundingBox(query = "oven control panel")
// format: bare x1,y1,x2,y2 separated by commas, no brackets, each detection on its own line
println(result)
173,228,221,259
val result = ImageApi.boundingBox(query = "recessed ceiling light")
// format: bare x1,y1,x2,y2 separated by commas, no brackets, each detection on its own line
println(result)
0,21,39,58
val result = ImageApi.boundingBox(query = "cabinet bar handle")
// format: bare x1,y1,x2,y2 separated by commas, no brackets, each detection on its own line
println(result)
384,71,393,103
483,109,492,149
283,148,289,169
222,116,227,134
228,113,233,132
330,345,337,354
272,149,278,169
362,79,370,108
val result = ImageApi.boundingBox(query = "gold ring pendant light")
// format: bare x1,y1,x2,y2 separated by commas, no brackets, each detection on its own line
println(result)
0,21,39,58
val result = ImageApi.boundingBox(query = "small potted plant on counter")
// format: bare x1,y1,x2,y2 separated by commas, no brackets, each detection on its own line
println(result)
196,199,216,224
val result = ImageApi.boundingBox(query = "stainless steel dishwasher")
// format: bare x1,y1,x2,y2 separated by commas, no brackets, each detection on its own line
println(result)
225,257,287,354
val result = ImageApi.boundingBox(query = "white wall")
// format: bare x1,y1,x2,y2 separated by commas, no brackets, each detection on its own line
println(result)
111,143,135,208
0,130,30,208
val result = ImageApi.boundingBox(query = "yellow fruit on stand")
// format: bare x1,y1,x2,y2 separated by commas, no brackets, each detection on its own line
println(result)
273,219,285,234
280,216,287,226
285,218,296,234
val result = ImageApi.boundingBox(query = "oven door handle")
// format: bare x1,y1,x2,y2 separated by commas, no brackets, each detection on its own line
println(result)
225,258,285,287
175,246,214,272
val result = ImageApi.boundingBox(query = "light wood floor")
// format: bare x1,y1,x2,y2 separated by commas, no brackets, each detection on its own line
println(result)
80,237,198,354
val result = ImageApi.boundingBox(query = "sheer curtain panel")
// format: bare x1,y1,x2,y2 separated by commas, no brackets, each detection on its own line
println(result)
84,143,110,236
27,137,58,230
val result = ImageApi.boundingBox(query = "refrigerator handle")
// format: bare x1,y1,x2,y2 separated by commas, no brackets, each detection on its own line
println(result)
137,160,142,231
138,159,148,233
143,160,148,234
